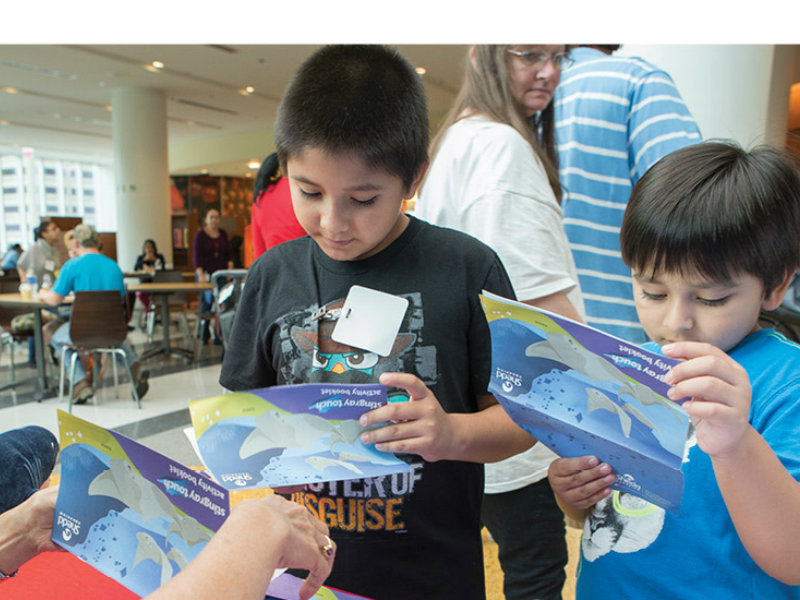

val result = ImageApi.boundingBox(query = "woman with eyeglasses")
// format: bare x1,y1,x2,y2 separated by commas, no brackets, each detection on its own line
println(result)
416,45,584,600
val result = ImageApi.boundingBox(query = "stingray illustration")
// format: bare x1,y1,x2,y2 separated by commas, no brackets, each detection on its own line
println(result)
239,411,335,459
525,333,684,421
166,547,190,570
88,458,178,523
328,419,364,450
305,456,365,476
133,531,173,587
166,514,212,546
586,388,660,438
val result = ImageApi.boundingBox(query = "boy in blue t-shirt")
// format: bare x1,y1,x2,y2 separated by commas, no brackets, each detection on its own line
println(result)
220,45,534,599
549,141,800,598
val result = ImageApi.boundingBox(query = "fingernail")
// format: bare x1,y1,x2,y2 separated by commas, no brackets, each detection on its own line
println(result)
667,387,677,399
662,343,675,353
664,370,674,384
360,433,369,444
360,415,367,426
599,463,611,474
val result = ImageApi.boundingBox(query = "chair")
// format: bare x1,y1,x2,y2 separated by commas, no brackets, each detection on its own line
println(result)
146,270,192,345
194,269,248,359
57,291,143,413
0,329,15,385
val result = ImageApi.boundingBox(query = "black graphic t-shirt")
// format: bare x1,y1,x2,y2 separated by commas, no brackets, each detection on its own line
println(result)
220,216,515,599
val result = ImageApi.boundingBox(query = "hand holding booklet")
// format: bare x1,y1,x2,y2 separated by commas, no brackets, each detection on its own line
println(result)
52,409,374,599
480,291,691,514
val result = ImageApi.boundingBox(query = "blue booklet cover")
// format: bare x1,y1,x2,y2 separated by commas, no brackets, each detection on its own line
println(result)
189,383,412,490
53,409,230,597
480,291,691,514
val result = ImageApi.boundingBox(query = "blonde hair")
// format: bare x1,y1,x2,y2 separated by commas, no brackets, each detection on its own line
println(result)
429,45,562,202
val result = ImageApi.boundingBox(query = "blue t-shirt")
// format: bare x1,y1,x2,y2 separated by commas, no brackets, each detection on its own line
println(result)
576,329,800,599
53,253,125,297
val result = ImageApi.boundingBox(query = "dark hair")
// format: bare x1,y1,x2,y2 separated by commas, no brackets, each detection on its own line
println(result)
275,45,429,192
35,218,54,241
253,152,281,206
142,238,158,254
621,141,800,296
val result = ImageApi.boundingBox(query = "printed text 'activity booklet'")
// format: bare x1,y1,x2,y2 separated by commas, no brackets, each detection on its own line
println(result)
189,383,411,490
53,409,373,599
480,291,691,513
53,409,229,597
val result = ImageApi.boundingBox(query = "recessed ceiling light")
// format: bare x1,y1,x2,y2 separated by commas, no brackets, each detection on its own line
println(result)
3,87,19,94
416,67,426,76
0,120,9,126
201,169,209,174
152,61,165,69
247,161,260,169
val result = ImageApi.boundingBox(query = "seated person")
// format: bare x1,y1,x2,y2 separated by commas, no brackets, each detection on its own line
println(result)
0,426,58,515
38,224,149,405
1,244,23,272
133,238,166,314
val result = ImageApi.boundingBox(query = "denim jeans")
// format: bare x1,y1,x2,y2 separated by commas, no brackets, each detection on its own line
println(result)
0,426,59,514
50,320,138,383
482,477,568,600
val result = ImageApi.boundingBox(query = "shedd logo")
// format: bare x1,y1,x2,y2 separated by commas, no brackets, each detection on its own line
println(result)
495,368,522,393
56,512,81,541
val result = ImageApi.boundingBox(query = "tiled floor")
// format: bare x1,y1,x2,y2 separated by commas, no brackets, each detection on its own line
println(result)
0,313,225,468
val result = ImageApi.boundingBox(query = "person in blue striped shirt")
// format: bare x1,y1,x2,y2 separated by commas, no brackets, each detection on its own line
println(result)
554,45,701,343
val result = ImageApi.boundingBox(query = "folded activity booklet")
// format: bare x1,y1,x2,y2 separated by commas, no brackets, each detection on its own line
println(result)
53,410,373,599
53,409,229,598
189,383,411,490
480,291,691,514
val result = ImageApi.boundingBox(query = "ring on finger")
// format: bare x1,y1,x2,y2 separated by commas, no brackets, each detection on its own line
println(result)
320,535,334,557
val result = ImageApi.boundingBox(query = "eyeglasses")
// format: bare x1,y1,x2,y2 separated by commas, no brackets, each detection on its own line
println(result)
506,49,574,70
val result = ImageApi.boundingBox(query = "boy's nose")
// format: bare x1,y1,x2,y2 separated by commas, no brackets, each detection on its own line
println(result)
663,301,693,332
320,201,348,234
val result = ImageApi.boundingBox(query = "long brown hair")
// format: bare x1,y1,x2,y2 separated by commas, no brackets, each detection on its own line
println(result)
429,45,562,202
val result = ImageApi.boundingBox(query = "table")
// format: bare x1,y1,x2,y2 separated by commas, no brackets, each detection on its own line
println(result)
126,282,212,361
0,293,72,399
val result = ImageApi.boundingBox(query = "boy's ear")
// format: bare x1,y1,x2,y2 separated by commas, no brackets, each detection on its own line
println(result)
762,271,795,311
405,161,430,200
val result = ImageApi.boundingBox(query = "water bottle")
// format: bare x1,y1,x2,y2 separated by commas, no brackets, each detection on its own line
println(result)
41,273,53,290
27,275,38,300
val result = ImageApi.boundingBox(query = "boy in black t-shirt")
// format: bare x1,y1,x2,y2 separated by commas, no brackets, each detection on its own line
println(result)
220,45,534,600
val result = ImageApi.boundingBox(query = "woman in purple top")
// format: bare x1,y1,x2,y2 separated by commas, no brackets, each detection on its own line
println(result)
193,208,233,343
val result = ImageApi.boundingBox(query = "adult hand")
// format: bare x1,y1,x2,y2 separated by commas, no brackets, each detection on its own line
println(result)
359,372,455,462
547,456,615,510
229,495,335,600
663,341,751,459
0,486,64,577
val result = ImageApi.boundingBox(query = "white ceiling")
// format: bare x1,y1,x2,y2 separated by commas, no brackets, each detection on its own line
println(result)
0,44,469,176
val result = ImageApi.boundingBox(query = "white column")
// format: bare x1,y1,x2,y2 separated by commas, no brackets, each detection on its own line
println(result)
111,87,171,271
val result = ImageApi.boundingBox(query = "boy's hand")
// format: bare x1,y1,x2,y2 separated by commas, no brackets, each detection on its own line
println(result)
663,341,751,459
547,456,615,510
358,372,454,462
